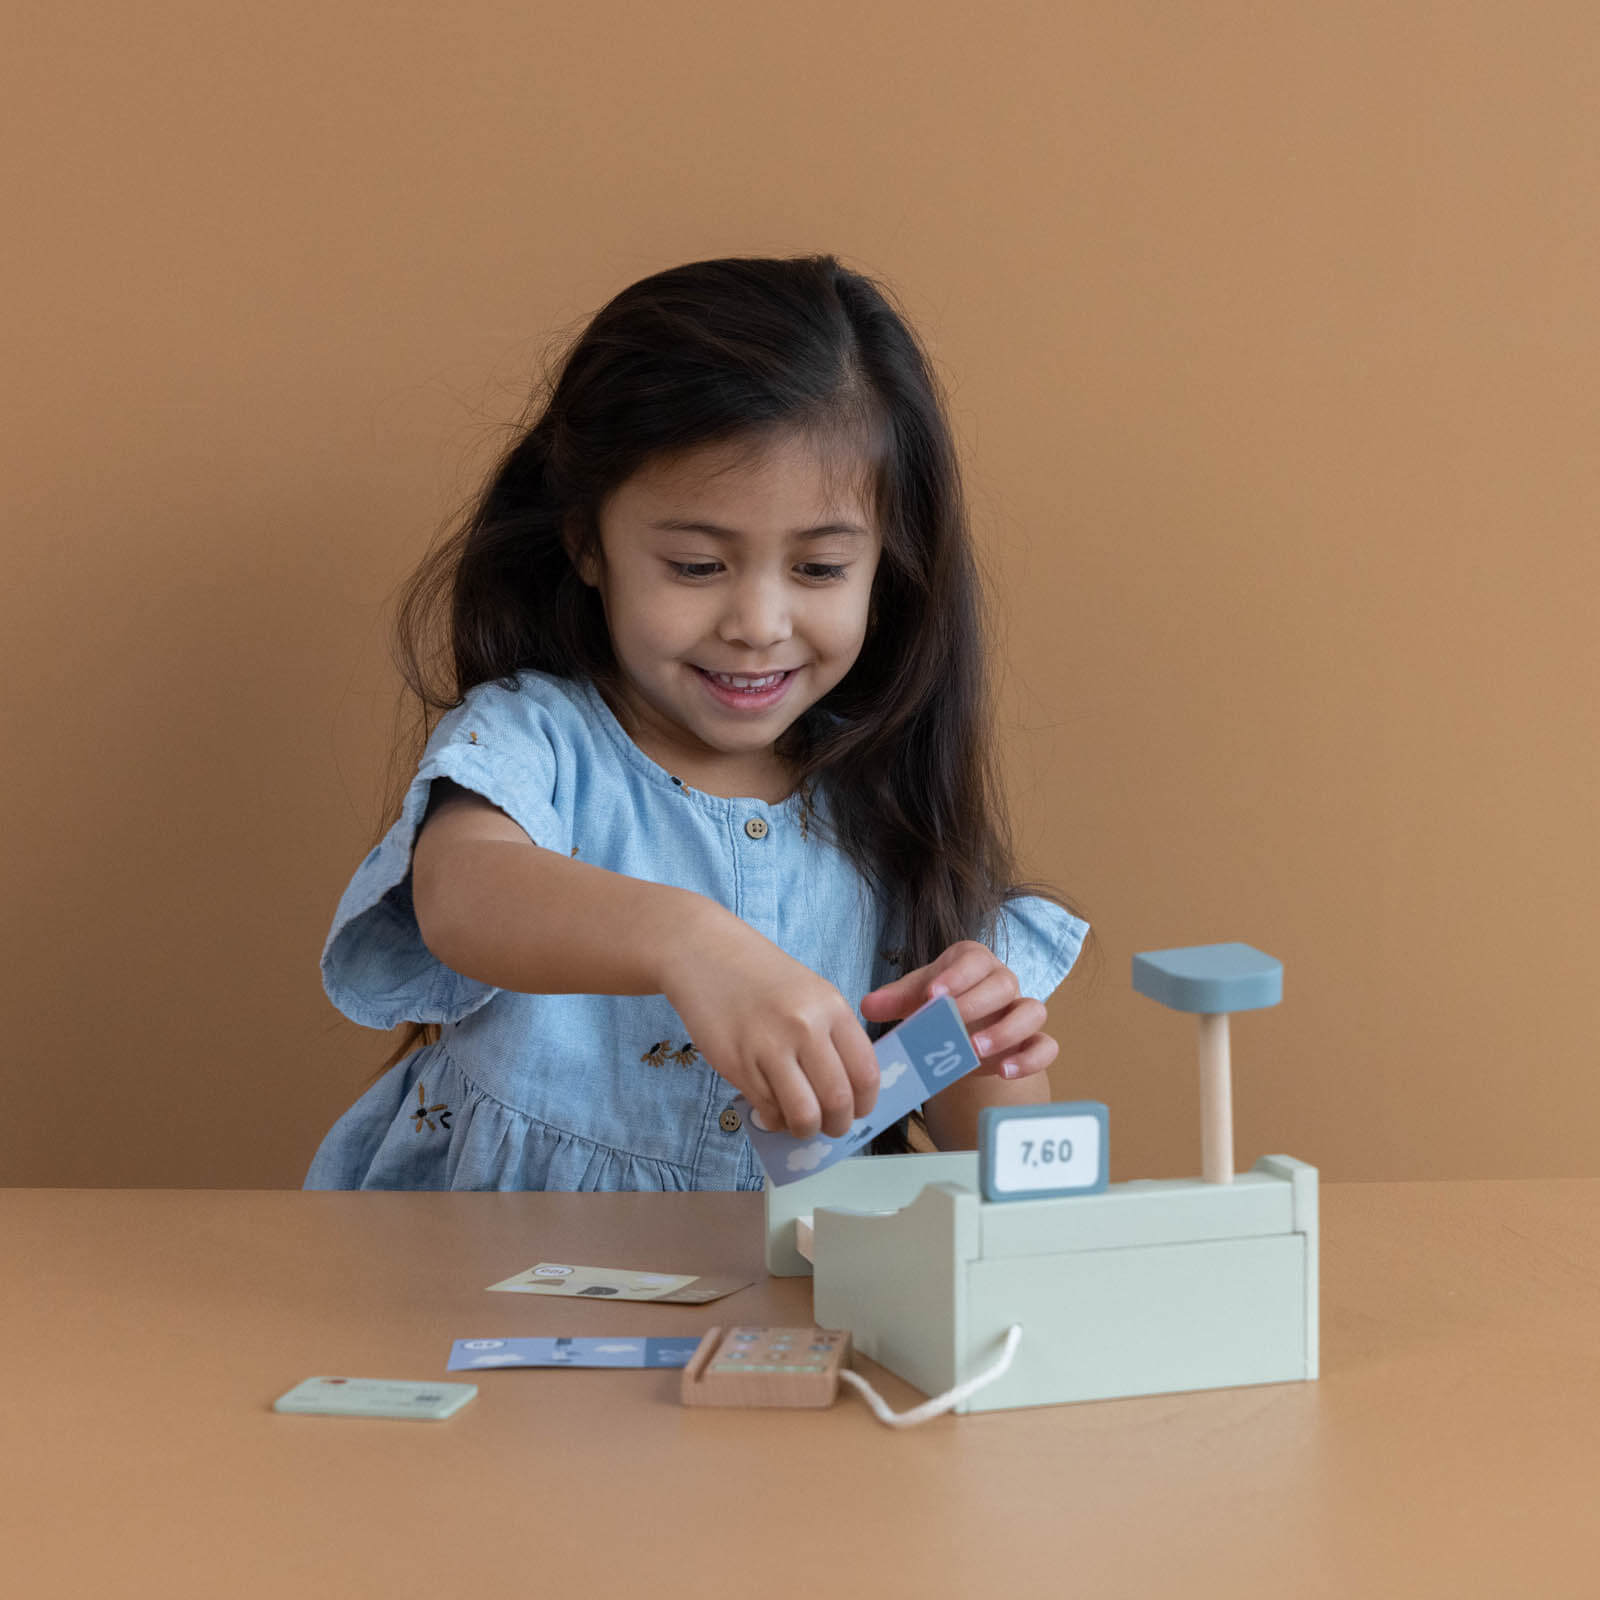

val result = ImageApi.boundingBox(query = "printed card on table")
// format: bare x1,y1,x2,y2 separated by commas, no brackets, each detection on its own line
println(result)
734,992,982,1188
448,1336,703,1371
485,1262,752,1303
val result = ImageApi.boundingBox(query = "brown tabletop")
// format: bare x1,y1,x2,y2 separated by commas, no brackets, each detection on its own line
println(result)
5,1181,1600,1598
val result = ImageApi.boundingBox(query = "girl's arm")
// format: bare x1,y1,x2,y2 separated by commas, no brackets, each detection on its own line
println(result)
413,780,881,1138
413,780,730,997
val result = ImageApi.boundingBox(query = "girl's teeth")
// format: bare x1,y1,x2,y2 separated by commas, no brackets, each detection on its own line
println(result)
711,671,784,688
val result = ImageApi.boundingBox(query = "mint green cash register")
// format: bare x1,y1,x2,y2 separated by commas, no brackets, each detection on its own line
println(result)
763,943,1318,1414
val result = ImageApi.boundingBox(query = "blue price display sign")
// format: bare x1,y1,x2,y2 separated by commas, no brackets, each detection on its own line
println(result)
977,1101,1110,1202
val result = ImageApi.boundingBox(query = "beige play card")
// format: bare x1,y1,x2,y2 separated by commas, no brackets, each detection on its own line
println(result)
486,1262,753,1303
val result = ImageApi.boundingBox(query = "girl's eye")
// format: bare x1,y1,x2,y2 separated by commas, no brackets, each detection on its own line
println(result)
667,562,848,582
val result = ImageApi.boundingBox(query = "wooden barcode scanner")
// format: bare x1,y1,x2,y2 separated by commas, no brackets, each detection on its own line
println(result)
1130,942,1284,1186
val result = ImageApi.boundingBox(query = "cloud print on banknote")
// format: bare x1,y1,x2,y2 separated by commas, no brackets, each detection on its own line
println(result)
786,1139,833,1172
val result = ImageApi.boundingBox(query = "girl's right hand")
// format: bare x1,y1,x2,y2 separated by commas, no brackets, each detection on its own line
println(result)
660,911,880,1140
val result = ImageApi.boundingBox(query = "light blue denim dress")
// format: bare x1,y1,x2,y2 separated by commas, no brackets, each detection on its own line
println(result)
304,668,1090,1192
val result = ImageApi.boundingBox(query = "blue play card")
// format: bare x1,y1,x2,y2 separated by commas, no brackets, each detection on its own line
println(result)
733,992,981,1188
447,1337,703,1371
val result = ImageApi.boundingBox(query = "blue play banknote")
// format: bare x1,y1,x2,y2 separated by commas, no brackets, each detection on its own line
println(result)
732,992,981,1188
447,1336,703,1370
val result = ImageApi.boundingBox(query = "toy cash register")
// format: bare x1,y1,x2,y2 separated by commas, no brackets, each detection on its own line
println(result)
760,942,1319,1416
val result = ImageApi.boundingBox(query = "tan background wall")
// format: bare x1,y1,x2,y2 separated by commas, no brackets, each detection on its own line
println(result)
4,3,1595,1188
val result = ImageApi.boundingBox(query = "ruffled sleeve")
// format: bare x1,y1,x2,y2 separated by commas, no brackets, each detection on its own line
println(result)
320,679,571,1030
985,895,1091,1004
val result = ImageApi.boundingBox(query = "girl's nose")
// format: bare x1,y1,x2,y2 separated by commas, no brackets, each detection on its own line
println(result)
717,577,793,648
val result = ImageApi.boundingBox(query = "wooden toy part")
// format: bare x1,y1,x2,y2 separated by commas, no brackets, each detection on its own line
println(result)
1130,942,1283,1016
680,1324,851,1409
763,1150,979,1277
1198,1014,1233,1185
1132,943,1283,1187
810,1156,1318,1411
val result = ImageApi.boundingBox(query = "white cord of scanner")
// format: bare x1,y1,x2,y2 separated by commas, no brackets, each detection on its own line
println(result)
837,1324,1024,1428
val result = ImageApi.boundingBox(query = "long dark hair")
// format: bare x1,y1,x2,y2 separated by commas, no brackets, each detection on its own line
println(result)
359,253,1096,1152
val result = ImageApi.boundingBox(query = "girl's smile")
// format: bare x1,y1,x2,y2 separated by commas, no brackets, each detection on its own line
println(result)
691,663,799,711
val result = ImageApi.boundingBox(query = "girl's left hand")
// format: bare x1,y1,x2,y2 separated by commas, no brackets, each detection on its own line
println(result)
859,940,1058,1081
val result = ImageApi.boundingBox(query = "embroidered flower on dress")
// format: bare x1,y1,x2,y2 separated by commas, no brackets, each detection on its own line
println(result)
640,1040,698,1069
412,1082,453,1132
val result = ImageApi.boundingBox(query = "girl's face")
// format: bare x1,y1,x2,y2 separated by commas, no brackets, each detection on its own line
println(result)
570,429,881,796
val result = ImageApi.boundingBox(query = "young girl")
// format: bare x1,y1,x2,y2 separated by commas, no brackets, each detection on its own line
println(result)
305,253,1093,1192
